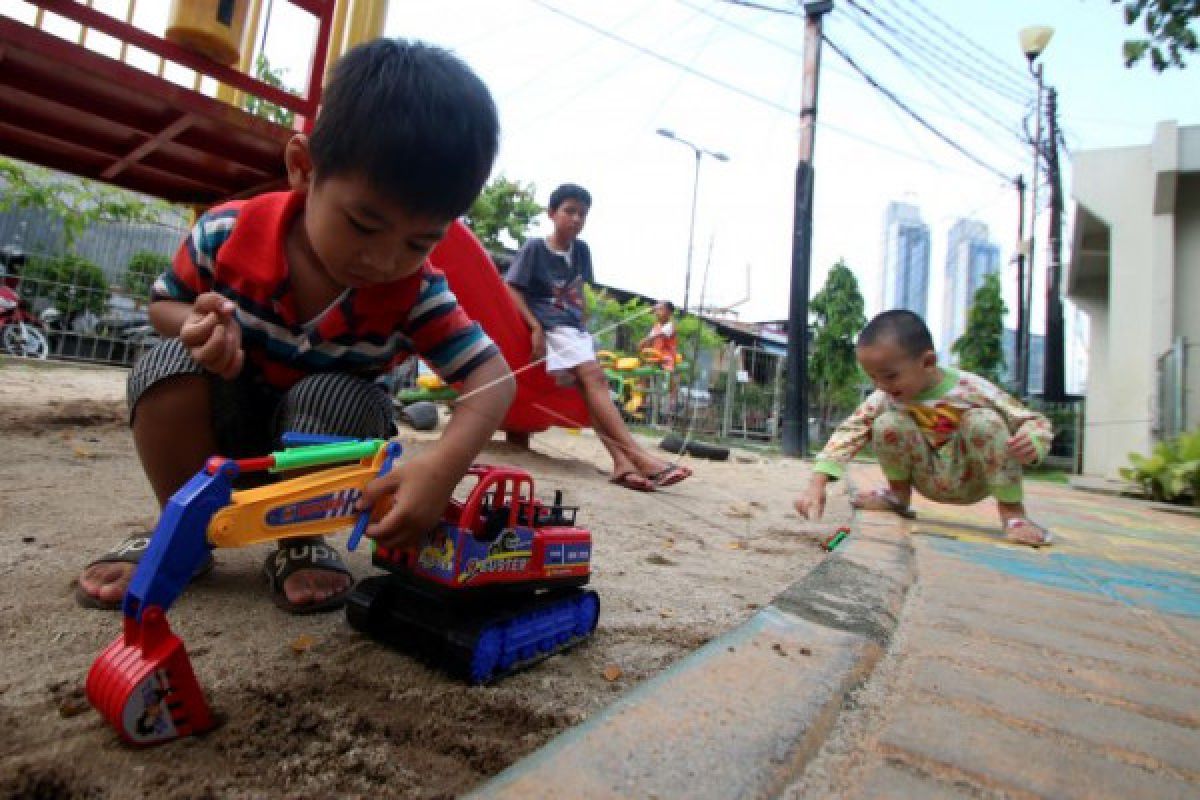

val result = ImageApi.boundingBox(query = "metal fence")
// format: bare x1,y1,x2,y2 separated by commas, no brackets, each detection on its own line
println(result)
1156,336,1188,442
0,210,187,366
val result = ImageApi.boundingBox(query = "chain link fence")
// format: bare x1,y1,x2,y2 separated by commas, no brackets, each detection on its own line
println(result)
0,209,186,366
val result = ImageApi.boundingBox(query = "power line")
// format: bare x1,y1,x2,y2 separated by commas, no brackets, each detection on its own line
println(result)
893,0,1031,87
839,1,1029,154
718,0,801,16
848,0,1030,104
527,1,1011,178
822,33,1012,181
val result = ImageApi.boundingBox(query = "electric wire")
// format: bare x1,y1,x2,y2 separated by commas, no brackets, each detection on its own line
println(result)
839,1,1029,156
822,33,1013,181
855,0,1031,102
893,0,1032,88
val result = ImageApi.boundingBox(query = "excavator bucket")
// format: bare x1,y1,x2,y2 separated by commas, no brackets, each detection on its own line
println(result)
86,606,214,746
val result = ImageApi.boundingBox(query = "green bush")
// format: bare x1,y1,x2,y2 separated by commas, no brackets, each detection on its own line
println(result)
124,250,170,304
1121,428,1200,505
22,253,109,316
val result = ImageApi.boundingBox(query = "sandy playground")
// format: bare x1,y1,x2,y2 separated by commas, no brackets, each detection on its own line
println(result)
0,360,847,799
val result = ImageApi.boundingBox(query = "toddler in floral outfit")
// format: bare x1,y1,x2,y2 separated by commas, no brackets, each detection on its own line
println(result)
794,310,1054,546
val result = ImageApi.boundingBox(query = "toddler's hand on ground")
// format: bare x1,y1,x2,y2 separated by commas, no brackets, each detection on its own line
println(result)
1007,431,1039,465
794,483,827,521
358,456,450,550
180,292,243,379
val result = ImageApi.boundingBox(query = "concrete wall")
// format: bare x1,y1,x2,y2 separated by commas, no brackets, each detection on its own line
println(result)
1071,145,1158,476
1175,174,1200,434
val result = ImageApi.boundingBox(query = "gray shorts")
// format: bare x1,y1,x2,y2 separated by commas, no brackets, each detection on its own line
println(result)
127,338,396,459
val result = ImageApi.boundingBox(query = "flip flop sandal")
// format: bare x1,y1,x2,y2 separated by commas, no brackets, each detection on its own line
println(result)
1005,518,1054,548
610,470,656,492
262,536,354,614
850,488,917,519
649,464,693,488
75,532,214,611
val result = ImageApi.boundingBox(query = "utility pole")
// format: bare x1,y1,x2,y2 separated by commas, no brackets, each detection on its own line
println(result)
1022,62,1041,398
1013,173,1027,392
1042,87,1066,401
782,0,832,458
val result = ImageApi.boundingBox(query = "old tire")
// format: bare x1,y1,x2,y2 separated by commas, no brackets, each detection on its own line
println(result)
658,433,729,461
399,400,440,431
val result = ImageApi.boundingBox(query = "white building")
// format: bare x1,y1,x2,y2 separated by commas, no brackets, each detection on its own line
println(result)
942,218,1001,355
881,202,931,319
1067,121,1200,477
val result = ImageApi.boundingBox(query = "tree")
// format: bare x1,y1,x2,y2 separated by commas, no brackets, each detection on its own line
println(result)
952,272,1007,385
241,54,296,128
1114,0,1200,71
464,176,542,251
0,158,171,250
123,250,171,305
809,261,866,427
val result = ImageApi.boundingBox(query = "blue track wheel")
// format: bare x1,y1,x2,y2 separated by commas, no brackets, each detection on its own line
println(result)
575,591,600,636
469,628,504,683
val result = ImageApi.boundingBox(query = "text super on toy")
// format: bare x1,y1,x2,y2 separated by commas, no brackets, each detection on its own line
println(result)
347,464,599,685
86,435,598,747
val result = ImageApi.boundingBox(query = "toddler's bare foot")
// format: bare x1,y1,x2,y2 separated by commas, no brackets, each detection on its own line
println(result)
850,487,915,517
1004,518,1053,547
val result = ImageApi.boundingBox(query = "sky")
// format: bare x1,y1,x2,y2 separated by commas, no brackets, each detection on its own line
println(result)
15,0,1199,391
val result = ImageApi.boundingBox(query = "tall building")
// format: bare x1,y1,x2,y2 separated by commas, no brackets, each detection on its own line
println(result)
942,219,1001,354
881,202,930,319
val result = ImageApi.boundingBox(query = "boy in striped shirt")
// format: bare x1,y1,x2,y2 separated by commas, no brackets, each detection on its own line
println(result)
77,40,514,613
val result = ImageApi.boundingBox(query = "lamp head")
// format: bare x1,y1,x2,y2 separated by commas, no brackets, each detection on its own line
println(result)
1019,25,1054,62
656,128,676,139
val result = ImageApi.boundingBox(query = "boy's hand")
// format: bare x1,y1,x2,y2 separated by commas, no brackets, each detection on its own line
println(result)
180,292,243,379
530,325,546,361
1007,431,1039,465
358,453,454,550
794,479,828,521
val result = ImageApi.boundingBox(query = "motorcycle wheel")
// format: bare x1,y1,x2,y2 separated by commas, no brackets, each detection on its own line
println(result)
1,323,49,359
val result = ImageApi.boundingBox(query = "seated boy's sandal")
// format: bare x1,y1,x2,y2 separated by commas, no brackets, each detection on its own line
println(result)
262,536,353,615
75,532,215,611
850,488,917,519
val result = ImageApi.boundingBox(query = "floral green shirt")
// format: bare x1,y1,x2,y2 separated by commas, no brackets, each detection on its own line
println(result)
813,368,1053,480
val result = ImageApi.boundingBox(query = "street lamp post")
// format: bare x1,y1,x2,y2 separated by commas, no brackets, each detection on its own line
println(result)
1018,25,1053,398
656,128,729,316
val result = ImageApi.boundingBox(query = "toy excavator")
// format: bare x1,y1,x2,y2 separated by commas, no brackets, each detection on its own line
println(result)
86,434,598,747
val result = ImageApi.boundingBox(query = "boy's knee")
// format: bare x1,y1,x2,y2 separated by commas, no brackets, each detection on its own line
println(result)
280,373,394,439
130,374,210,426
961,408,1006,438
871,410,916,448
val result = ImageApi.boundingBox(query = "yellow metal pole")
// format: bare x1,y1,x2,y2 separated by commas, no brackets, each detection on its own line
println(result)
217,0,264,105
345,0,387,50
324,0,352,82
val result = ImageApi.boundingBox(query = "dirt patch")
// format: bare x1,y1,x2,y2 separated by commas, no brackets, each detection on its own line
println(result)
0,362,844,797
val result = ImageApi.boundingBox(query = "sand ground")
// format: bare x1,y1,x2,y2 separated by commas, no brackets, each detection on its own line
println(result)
0,361,842,799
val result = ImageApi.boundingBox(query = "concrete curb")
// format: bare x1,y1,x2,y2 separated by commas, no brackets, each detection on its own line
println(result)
469,509,916,799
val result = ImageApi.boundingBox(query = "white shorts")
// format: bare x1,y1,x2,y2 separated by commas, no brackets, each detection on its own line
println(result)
544,326,596,382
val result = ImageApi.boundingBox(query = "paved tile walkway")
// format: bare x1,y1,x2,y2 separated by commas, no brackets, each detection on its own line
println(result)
843,473,1200,799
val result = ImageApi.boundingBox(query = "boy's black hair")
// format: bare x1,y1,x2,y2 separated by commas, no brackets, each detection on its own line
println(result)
308,38,498,219
548,183,592,211
858,310,935,357
658,300,676,314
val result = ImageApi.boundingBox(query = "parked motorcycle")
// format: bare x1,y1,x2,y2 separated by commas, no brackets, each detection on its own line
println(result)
0,246,49,359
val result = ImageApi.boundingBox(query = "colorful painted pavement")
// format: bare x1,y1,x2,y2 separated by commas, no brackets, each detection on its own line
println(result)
907,480,1200,620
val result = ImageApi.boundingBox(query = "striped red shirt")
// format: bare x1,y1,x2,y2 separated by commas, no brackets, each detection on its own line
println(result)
152,190,497,390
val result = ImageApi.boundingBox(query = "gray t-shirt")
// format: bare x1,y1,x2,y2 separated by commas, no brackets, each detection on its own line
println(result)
505,237,594,331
